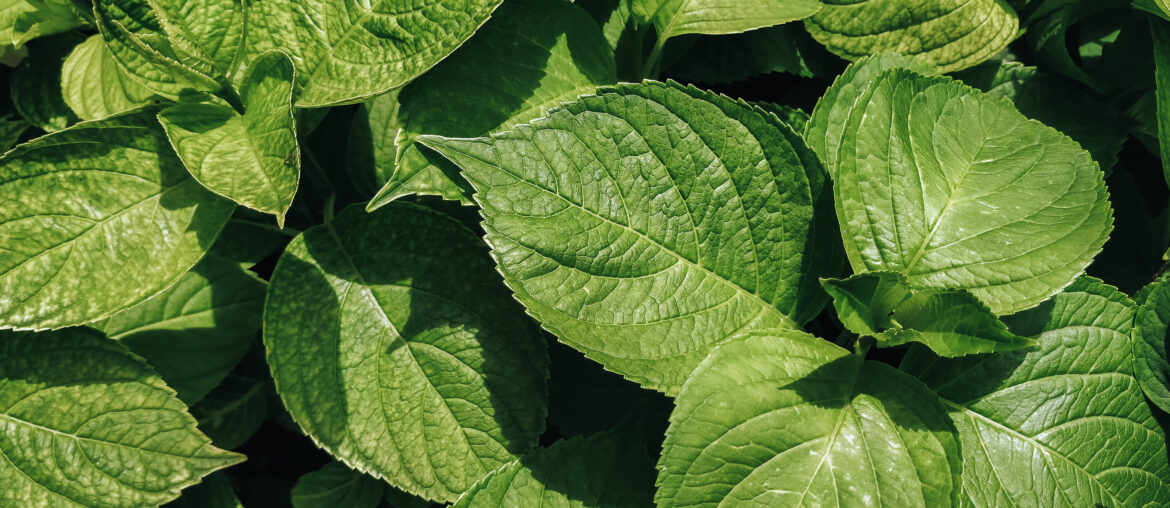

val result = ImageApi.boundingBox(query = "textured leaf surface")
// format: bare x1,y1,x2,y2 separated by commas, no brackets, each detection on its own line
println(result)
90,255,264,404
805,0,1018,73
240,0,503,107
264,203,548,502
10,32,80,131
831,68,1112,315
656,329,960,507
632,0,822,39
902,277,1170,507
158,51,299,225
6,0,86,48
0,327,243,507
368,0,616,209
0,108,235,330
1135,275,1170,414
61,34,155,121
453,421,655,507
291,461,384,508
421,81,842,393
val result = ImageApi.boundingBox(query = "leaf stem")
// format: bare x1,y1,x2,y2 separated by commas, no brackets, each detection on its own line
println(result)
854,336,874,357
641,35,667,80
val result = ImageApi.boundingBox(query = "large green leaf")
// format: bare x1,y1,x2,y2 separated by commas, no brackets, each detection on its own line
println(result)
632,0,822,40
60,34,156,121
291,461,384,508
453,421,655,507
421,81,842,394
902,277,1170,506
0,108,235,330
1135,275,1170,414
367,0,616,210
158,51,300,225
10,32,80,131
263,203,549,503
805,0,1018,73
0,327,243,507
656,329,960,507
90,255,265,405
240,0,503,107
1154,19,1170,187
830,68,1112,315
0,0,86,49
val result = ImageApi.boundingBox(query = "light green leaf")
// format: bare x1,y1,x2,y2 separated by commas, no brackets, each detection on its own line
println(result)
165,473,242,508
632,0,822,40
10,0,87,48
191,373,269,450
264,203,549,503
0,108,235,330
453,421,655,507
10,32,80,131
0,327,244,507
656,329,960,507
830,68,1112,315
158,51,299,225
61,34,156,121
239,0,503,107
420,81,842,394
902,277,1170,506
1135,275,1170,414
368,0,616,210
805,0,1017,73
1154,19,1170,188
89,255,264,404
292,461,384,508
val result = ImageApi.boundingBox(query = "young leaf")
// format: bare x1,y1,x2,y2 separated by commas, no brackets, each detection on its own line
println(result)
0,108,235,331
831,68,1112,315
60,34,156,121
1135,275,1170,414
0,327,243,507
453,420,655,507
420,81,842,394
368,0,617,210
89,255,265,404
656,329,960,507
902,277,1170,506
10,32,80,131
1153,19,1170,187
263,203,549,503
805,0,1018,73
632,0,822,40
820,272,910,335
158,51,300,226
239,0,503,107
291,461,384,508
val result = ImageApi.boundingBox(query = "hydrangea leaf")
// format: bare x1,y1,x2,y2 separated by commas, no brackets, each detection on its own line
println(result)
239,0,503,107
0,108,235,331
191,373,269,450
664,25,841,85
291,461,384,508
0,114,28,151
656,329,961,507
1135,274,1170,414
453,421,655,507
158,51,299,226
831,68,1112,315
805,0,1018,73
420,81,842,394
902,277,1170,506
166,473,242,508
347,90,399,197
10,0,88,48
263,203,549,503
10,32,81,131
89,255,265,405
61,34,156,121
0,327,244,507
367,0,616,210
1154,19,1170,187
631,0,822,39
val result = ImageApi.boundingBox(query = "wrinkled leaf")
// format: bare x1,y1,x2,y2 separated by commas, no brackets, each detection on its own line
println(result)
60,34,155,121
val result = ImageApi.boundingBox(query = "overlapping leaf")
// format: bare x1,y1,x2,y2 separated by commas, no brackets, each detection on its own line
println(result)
60,34,155,121
263,203,548,503
10,32,80,131
632,0,822,40
421,81,842,394
1135,275,1170,414
291,461,385,508
0,108,235,330
1154,19,1170,187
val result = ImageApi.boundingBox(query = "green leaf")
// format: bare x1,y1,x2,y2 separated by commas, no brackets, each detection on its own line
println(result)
263,203,549,503
632,0,822,40
165,473,243,508
902,277,1170,506
368,0,616,210
291,461,384,508
1135,275,1170,414
207,213,289,267
239,0,503,107
158,51,300,226
453,420,655,507
346,90,399,197
753,102,809,134
664,24,839,84
1154,19,1170,188
89,255,265,404
420,81,842,394
10,0,87,48
191,373,270,450
656,329,960,507
61,34,156,121
10,32,80,131
820,272,911,336
0,327,243,507
805,0,1018,73
0,114,29,151
0,108,235,330
830,68,1112,315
